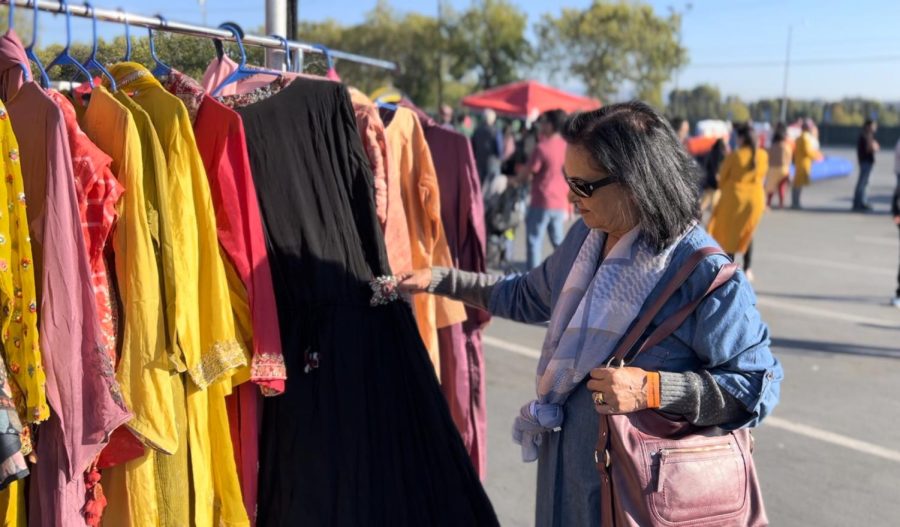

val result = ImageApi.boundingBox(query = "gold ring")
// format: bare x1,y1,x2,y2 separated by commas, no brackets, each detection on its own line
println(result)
592,391,606,405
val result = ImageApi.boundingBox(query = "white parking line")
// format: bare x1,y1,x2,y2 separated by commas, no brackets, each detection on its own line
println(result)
756,296,900,330
483,335,900,463
766,253,894,277
764,417,900,464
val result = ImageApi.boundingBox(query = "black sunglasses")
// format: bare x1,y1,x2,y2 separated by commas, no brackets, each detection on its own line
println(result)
565,175,618,198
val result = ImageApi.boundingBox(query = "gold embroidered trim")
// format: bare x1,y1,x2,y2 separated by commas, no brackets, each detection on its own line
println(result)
187,340,247,390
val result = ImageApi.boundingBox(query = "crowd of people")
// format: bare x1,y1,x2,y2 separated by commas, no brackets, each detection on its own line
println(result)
440,104,900,306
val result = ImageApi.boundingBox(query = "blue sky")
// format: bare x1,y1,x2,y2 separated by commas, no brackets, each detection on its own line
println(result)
22,0,900,101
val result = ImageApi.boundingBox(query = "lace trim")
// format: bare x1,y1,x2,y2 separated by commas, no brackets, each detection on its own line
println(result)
369,275,400,306
187,340,247,390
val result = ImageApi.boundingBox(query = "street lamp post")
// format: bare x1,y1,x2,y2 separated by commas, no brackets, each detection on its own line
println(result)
669,2,692,117
265,0,288,68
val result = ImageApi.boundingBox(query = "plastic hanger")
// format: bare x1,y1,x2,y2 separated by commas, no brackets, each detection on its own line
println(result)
25,1,49,87
311,44,335,72
46,0,94,87
6,0,30,81
148,15,172,77
119,8,131,62
81,2,117,91
210,22,282,97
269,34,291,71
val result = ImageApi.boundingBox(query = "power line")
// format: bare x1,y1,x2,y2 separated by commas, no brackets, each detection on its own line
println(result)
691,54,900,69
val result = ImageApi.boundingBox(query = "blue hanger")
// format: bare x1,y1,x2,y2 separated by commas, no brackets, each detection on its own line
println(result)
81,2,117,91
210,22,281,97
46,0,94,87
269,34,291,71
119,8,131,62
149,15,172,77
311,43,335,72
377,101,398,112
25,1,48,87
6,0,30,81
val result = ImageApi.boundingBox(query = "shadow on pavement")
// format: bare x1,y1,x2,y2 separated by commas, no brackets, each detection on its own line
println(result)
771,337,900,360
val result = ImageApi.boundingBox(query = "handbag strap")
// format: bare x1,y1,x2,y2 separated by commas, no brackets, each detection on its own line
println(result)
595,247,738,527
608,247,735,366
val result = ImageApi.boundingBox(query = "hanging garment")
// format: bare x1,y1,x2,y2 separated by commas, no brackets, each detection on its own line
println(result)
0,101,28,492
165,68,288,526
349,89,412,274
0,32,47,428
48,91,123,371
164,69,285,394
80,87,178,527
402,102,491,478
48,89,127,525
109,62,247,527
0,33,131,527
237,78,497,526
384,107,467,377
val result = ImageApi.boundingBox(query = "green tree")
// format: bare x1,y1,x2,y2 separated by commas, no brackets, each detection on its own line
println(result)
536,1,686,106
668,84,721,122
723,96,750,122
447,0,532,89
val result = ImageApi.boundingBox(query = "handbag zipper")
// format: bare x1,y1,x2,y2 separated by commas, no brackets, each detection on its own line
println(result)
659,444,732,456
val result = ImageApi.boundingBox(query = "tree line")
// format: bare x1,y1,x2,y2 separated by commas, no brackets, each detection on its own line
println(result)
669,84,900,127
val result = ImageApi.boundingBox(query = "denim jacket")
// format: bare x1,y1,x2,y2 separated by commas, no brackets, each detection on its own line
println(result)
488,220,782,429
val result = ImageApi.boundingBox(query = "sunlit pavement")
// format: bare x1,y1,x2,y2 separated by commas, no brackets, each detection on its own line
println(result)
481,147,900,526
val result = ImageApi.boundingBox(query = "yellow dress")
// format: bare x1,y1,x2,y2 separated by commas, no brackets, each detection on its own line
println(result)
80,86,180,527
0,101,45,427
108,62,248,527
709,146,768,254
0,101,43,527
792,132,817,188
385,108,467,379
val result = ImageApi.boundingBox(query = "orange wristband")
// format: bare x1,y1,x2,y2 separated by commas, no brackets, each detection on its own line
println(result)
646,371,661,409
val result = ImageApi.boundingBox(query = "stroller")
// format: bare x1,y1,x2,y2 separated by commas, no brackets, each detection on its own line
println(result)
483,176,529,271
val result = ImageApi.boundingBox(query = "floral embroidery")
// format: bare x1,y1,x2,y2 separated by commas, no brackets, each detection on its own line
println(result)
4,175,10,184
13,287,20,298
0,108,6,120
0,234,6,245
187,340,247,390
8,149,17,162
27,302,35,314
9,363,18,375
16,193,24,204
0,260,8,272
217,76,292,109
19,258,29,270
12,338,20,349
250,352,288,396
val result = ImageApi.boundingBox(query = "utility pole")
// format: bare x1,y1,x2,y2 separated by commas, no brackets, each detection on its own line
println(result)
198,0,207,26
779,25,793,123
265,0,288,68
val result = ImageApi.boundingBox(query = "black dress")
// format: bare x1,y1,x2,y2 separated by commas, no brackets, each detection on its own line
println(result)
238,79,499,526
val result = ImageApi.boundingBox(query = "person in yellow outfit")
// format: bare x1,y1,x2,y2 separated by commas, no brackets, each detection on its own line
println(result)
709,123,768,282
791,119,821,210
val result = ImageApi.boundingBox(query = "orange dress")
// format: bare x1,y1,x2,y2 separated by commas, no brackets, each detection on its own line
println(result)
385,108,467,378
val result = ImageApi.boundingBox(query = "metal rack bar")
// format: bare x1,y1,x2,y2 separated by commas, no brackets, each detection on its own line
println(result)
1,0,397,71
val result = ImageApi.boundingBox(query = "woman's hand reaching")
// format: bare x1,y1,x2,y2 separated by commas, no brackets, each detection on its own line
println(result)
396,269,433,295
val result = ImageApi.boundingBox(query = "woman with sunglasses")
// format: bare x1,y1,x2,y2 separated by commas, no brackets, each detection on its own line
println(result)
398,102,781,526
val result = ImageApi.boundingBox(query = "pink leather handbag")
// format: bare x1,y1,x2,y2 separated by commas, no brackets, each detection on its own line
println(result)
594,248,768,526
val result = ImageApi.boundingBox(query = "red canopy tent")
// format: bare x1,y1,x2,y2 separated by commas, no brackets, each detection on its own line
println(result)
461,80,601,117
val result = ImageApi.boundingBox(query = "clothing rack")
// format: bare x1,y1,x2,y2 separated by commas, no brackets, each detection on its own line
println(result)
1,0,398,71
